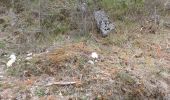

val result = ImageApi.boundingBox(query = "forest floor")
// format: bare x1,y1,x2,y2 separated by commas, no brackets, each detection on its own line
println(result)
0,23,170,99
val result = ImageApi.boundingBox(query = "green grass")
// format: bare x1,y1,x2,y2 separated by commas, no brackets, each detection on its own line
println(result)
96,0,145,19
77,56,88,68
6,58,42,77
100,33,129,47
53,23,70,34
6,67,20,76
117,71,136,84
0,41,5,49
112,34,129,46
0,82,3,89
35,88,46,97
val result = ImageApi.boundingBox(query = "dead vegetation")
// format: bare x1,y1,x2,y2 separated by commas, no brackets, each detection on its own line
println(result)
0,0,170,99
47,42,93,64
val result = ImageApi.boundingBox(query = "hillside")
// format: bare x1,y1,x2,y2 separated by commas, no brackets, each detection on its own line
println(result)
0,0,170,99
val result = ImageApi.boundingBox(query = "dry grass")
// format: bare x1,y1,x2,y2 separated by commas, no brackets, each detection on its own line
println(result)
1,17,169,99
1,26,170,99
0,0,170,99
47,42,93,64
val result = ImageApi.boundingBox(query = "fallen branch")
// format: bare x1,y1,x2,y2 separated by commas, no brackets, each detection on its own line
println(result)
46,81,77,86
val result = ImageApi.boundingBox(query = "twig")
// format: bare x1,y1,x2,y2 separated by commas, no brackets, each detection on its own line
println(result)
46,81,77,86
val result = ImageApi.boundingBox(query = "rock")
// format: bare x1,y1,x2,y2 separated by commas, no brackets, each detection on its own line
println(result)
94,10,115,37
88,60,94,65
6,53,16,67
25,57,32,60
27,53,33,56
91,52,98,59
26,53,33,60
134,49,143,58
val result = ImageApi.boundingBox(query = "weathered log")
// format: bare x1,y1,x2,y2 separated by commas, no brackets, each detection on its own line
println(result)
94,10,115,37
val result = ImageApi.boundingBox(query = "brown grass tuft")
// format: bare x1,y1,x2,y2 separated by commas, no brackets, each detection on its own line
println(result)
47,42,93,64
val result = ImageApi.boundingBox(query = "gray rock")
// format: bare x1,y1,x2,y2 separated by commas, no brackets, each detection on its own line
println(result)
94,10,115,37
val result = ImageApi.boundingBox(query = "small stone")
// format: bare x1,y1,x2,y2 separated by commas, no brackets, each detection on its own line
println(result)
91,52,98,59
27,53,33,56
6,53,16,67
25,57,32,60
88,60,94,65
